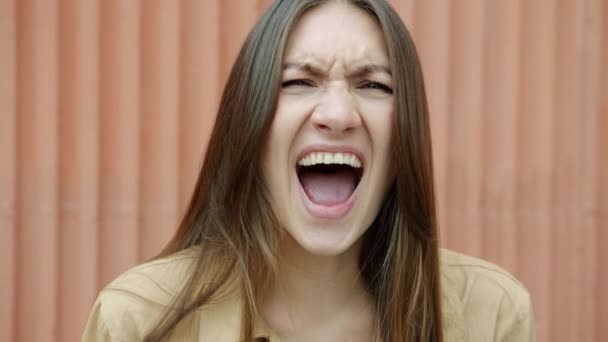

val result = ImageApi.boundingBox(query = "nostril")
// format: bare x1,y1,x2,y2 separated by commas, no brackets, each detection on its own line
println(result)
313,122,331,131
313,119,356,132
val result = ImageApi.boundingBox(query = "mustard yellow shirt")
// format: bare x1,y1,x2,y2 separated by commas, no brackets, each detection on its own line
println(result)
82,248,535,341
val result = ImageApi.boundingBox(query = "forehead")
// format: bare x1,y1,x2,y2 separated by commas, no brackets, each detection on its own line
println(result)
284,2,389,68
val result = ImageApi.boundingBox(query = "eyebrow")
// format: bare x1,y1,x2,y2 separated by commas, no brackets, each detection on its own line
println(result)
283,62,326,78
349,64,392,78
283,62,392,77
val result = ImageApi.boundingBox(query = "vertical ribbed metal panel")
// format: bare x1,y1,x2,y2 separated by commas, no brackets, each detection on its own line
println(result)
0,0,605,341
0,0,16,341
15,1,59,341
57,1,99,341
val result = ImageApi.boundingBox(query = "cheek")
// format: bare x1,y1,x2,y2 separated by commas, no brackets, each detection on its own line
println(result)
359,100,393,148
267,96,318,161
265,101,299,160
262,105,302,193
270,100,303,142
360,101,394,187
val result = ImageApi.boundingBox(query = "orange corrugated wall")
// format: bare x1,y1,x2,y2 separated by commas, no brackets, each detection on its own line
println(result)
0,0,606,341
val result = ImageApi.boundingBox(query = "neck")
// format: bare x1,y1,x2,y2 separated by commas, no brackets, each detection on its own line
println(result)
262,235,375,334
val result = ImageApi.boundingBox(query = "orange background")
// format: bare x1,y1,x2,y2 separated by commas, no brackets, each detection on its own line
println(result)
0,0,606,341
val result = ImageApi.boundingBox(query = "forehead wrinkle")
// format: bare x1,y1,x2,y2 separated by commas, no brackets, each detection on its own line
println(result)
283,61,392,82
284,31,388,77
283,61,328,78
284,52,389,74
346,64,392,78
284,35,390,79
283,49,334,73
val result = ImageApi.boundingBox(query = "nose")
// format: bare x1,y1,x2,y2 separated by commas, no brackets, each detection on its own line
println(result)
311,87,361,136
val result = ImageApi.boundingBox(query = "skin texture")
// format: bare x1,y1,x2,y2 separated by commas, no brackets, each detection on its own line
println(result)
261,2,394,340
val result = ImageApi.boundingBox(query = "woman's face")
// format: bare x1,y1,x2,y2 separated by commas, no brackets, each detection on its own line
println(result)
262,2,394,256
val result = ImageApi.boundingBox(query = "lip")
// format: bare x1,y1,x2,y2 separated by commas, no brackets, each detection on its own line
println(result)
295,144,366,167
294,144,365,220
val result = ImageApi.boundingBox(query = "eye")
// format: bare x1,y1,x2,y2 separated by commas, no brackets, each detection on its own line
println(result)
281,79,314,88
359,81,393,94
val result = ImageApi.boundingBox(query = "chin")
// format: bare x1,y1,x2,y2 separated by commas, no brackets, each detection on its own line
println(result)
286,221,364,257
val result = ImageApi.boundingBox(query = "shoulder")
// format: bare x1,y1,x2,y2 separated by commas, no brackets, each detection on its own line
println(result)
439,248,531,313
82,248,200,341
103,248,199,305
439,249,535,341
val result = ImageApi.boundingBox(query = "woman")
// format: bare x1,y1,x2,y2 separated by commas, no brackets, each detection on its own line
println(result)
83,0,535,341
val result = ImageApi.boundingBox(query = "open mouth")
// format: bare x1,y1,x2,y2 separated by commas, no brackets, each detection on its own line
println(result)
296,152,364,207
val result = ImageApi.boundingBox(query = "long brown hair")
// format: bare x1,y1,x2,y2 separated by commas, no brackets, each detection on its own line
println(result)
144,1,442,341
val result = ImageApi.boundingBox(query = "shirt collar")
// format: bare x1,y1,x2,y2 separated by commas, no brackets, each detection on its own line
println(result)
253,298,465,341
200,282,466,341
440,271,467,341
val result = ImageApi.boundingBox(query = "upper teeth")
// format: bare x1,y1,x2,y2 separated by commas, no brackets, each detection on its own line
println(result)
297,152,362,168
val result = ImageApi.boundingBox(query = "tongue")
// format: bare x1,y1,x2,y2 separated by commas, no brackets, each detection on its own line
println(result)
299,169,357,206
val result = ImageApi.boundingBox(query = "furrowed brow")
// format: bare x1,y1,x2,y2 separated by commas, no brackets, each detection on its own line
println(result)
348,64,392,78
283,62,327,78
